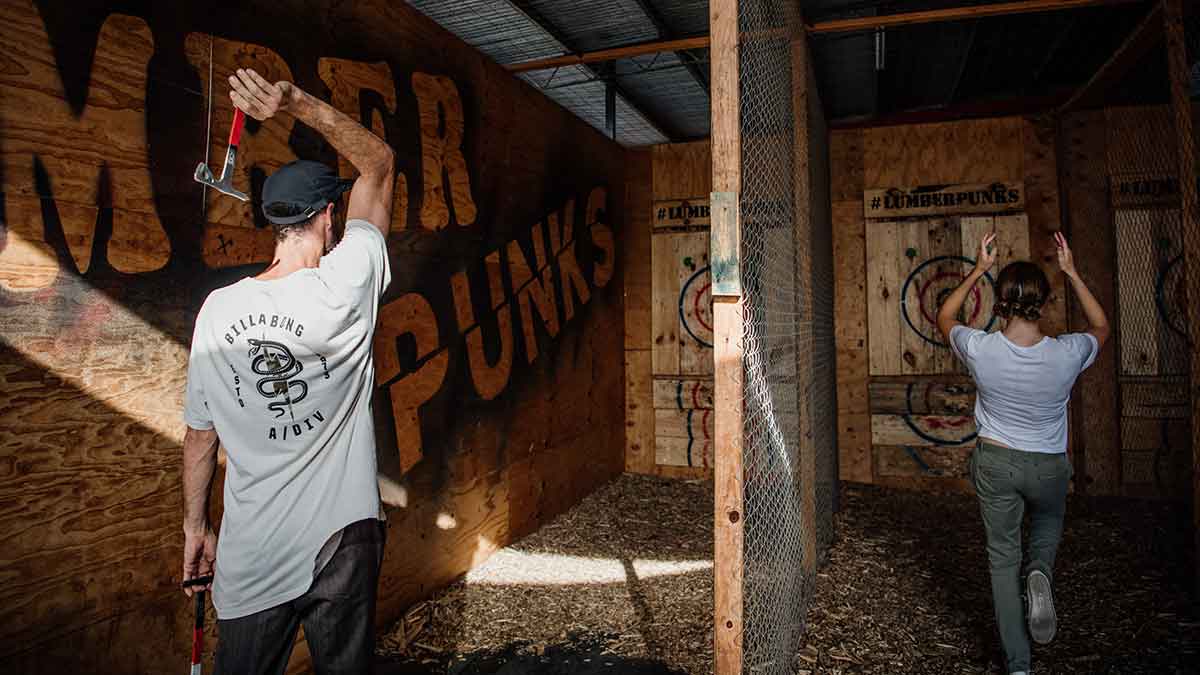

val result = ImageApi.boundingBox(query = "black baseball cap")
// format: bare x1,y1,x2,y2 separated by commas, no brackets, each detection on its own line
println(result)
261,160,354,226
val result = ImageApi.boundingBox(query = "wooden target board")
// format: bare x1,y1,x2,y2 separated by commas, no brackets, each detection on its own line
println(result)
865,213,1030,479
1103,111,1193,497
1113,206,1191,497
651,209,714,468
1114,209,1189,377
866,214,1030,376
651,229,713,377
653,379,714,468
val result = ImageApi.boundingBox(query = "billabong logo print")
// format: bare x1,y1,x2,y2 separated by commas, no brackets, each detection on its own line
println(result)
248,339,308,420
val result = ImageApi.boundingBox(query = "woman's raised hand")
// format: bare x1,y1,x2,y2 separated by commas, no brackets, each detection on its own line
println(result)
1055,231,1078,280
974,232,997,275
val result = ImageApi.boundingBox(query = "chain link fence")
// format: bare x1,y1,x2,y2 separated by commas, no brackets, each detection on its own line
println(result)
737,1,837,671
1057,2,1198,500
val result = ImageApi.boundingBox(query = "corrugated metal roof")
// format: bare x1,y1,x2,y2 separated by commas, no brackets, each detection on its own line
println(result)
408,0,1168,139
616,52,710,139
520,66,671,144
521,0,660,52
405,0,563,64
405,0,679,146
648,0,709,37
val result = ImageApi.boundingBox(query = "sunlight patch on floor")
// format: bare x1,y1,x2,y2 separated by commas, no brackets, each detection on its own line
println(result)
463,549,713,586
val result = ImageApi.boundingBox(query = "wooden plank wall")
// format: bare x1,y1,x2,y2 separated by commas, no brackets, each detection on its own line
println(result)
836,109,1195,499
0,1,626,672
832,116,1068,494
625,140,714,479
1061,104,1196,500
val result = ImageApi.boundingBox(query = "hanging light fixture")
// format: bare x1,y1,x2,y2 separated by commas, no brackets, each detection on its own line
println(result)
875,26,886,71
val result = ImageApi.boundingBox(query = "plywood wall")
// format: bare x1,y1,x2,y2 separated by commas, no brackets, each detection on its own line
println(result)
0,1,626,672
837,110,1194,499
1060,105,1195,500
625,141,714,479
832,116,1067,494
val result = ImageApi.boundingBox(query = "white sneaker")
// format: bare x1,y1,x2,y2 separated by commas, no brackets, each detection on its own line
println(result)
1010,671,1028,675
1026,569,1057,644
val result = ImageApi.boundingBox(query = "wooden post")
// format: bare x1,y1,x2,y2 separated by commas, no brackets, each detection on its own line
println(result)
1163,0,1200,589
791,26,818,580
711,0,743,672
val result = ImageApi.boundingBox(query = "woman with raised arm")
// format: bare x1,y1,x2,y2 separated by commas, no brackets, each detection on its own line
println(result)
936,231,1109,675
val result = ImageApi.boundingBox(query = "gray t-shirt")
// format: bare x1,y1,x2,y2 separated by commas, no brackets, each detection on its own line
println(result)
184,220,390,619
950,325,1099,454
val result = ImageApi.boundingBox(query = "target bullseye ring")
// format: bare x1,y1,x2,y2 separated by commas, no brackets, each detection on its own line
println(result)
901,382,978,446
1154,254,1190,342
680,265,713,348
900,255,997,348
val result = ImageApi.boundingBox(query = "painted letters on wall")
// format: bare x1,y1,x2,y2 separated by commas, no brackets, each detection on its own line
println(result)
0,3,171,290
0,2,625,671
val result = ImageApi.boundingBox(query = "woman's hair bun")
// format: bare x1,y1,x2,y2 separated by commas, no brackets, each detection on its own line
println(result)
993,262,1050,321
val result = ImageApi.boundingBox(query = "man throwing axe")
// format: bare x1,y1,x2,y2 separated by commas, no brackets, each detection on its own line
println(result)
181,67,395,674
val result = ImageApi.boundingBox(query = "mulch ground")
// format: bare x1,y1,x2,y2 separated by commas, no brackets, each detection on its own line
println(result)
377,475,1200,674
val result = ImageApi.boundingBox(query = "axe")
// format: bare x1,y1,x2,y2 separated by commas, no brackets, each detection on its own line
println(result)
195,108,249,201
183,574,214,674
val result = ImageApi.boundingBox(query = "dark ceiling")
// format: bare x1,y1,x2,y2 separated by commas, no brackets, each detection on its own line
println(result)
808,0,1165,122
405,0,1173,145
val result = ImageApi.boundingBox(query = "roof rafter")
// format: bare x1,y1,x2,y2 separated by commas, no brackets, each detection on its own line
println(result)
506,0,1147,73
504,0,682,142
628,0,711,97
1058,2,1164,113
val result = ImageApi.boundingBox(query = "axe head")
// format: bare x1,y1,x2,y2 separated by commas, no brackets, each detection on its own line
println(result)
195,161,249,202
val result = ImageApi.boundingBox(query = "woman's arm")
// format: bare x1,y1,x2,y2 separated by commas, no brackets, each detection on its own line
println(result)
937,232,997,342
1056,231,1110,349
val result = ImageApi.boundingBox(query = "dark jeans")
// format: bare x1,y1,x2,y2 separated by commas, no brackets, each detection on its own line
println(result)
969,441,1070,673
214,519,386,675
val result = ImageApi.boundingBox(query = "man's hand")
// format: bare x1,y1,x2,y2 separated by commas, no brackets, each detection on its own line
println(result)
228,68,294,122
973,232,997,275
181,425,219,596
1055,231,1078,280
182,525,217,597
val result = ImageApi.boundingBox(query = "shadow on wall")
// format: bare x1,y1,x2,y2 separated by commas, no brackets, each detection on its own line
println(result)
0,341,222,672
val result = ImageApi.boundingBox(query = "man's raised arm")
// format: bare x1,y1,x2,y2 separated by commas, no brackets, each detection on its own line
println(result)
229,68,395,236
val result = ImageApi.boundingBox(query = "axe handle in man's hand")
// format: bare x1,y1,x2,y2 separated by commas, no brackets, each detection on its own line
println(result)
182,575,213,674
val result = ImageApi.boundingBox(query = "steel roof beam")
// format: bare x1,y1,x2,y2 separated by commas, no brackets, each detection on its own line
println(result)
504,0,682,142
629,0,711,97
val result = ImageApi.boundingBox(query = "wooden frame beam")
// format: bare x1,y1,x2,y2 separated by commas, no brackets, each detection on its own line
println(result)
506,0,1145,73
1057,2,1165,113
1162,0,1200,592
807,0,1145,34
506,35,709,73
830,89,1073,129
791,23,819,594
710,0,743,671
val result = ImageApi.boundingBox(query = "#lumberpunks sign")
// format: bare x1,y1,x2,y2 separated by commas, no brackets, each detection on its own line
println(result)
864,183,1024,218
654,198,711,228
1109,173,1180,208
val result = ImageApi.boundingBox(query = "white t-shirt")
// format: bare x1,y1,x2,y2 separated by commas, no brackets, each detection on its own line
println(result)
950,325,1099,454
184,220,390,619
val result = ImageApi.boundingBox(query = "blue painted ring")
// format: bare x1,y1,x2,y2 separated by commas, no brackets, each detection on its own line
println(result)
900,255,997,348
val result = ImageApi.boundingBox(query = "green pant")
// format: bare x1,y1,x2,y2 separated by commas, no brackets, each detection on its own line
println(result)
969,441,1071,673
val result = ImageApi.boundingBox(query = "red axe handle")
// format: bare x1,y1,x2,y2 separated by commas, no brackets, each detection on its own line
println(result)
228,108,245,148
182,575,213,674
